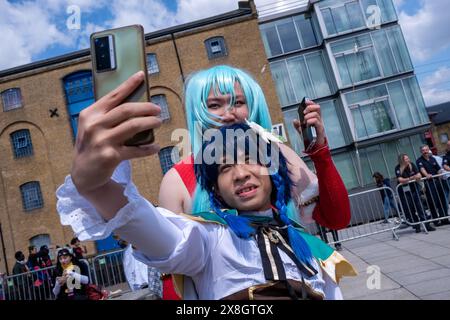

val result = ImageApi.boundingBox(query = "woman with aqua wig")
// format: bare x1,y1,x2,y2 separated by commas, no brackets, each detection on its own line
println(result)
159,65,351,231
56,123,357,300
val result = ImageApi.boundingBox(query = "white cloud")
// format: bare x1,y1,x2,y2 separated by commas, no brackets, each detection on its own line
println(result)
422,66,450,88
420,66,450,106
0,0,71,70
397,0,450,62
421,87,450,106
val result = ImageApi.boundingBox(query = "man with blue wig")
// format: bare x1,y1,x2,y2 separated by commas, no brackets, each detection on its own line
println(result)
57,121,356,300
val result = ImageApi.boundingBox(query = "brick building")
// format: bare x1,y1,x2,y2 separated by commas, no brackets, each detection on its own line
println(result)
0,0,284,274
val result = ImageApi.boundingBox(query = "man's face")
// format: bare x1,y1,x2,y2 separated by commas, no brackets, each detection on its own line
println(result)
206,83,249,127
216,154,272,212
32,247,37,254
447,141,450,152
421,146,430,156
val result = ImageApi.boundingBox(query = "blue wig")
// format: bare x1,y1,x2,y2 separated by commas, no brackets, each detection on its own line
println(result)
186,66,274,216
194,123,313,265
184,65,273,156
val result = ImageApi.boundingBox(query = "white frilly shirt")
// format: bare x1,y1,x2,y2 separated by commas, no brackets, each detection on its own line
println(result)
56,161,342,300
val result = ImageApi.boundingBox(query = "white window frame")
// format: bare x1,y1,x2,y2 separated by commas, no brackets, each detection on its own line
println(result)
327,32,386,89
342,75,428,142
315,0,367,39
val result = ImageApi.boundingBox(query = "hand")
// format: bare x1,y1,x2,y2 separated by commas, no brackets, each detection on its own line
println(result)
292,100,326,146
427,174,433,179
57,276,67,285
71,71,162,195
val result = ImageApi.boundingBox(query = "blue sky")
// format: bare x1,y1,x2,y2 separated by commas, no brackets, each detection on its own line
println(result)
1,0,450,106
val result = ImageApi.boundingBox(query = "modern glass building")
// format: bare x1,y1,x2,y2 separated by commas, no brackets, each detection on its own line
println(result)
259,0,430,190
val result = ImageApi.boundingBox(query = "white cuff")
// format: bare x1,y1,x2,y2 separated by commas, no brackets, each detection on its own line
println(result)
56,160,140,241
297,178,319,224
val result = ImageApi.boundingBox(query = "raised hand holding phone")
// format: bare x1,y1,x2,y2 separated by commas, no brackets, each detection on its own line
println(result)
293,98,326,153
71,71,162,196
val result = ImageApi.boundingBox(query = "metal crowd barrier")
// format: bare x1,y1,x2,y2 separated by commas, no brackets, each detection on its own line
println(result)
91,249,130,293
1,265,56,300
306,186,402,246
0,251,128,300
395,171,450,233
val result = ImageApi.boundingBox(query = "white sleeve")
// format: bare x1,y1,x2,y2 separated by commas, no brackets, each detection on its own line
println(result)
131,208,215,277
53,281,61,296
56,160,212,274
294,178,319,225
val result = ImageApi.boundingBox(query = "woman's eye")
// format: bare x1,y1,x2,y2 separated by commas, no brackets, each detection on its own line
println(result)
235,100,245,107
208,104,220,110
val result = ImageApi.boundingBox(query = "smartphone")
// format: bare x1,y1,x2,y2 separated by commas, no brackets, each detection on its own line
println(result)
297,97,317,151
90,25,154,146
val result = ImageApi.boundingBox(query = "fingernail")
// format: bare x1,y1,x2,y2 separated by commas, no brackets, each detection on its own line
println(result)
135,71,144,79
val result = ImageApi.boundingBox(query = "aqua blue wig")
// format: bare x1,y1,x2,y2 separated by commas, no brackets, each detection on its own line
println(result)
194,123,313,265
186,66,275,216
184,65,273,156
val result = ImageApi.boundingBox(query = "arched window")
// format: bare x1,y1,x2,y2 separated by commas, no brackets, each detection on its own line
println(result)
63,71,94,137
10,129,33,158
30,234,51,252
1,88,23,111
158,146,180,174
20,181,44,211
151,94,170,121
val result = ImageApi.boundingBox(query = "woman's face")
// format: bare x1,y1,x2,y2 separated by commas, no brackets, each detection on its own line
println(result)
206,82,249,127
403,155,410,164
59,254,72,266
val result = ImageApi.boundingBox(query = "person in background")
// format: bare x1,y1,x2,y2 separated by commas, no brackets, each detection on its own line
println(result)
416,145,450,226
372,172,398,223
316,224,342,251
70,237,87,260
441,141,450,204
12,251,30,300
118,239,163,299
26,245,39,270
395,154,436,233
52,248,89,300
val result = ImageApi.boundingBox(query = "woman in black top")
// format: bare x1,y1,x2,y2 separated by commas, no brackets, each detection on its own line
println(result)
52,248,90,300
395,154,435,233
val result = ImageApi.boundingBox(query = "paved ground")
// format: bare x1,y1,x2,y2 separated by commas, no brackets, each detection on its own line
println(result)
338,222,450,300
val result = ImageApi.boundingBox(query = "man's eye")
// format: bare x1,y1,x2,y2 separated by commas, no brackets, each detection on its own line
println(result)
219,164,232,173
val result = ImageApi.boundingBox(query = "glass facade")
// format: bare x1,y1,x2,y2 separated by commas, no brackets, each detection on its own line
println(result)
270,51,333,106
261,14,318,58
330,26,413,87
345,77,429,140
283,99,346,154
261,0,427,190
335,134,426,189
317,0,397,38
